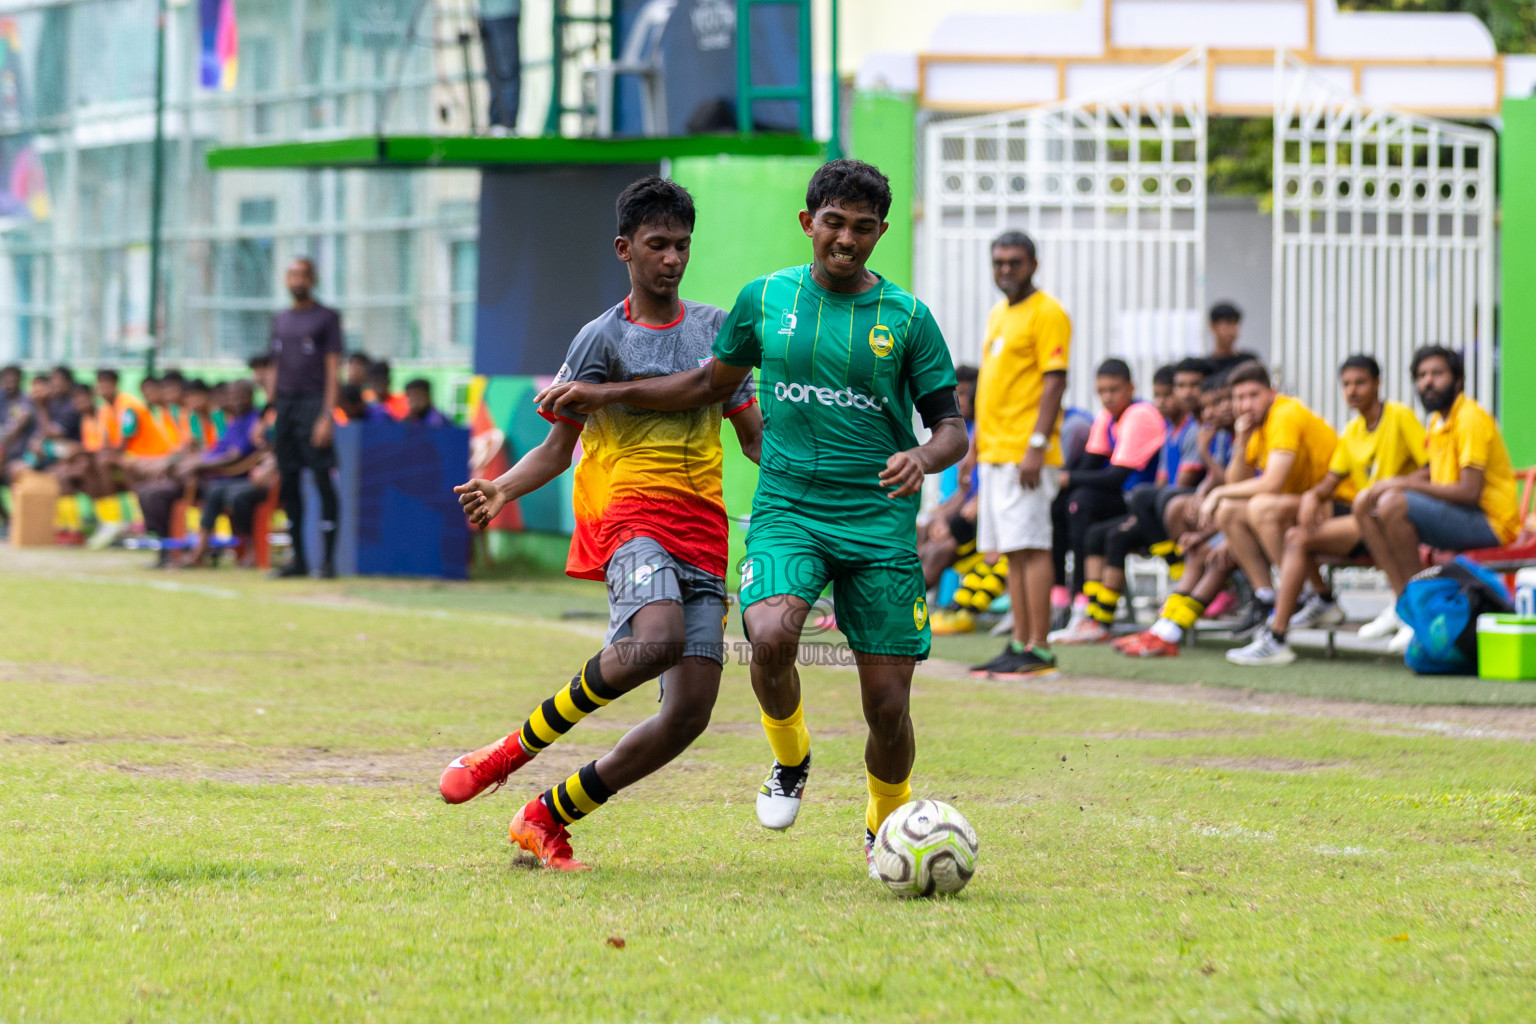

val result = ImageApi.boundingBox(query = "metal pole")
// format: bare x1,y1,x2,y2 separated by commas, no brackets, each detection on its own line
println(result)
457,0,478,134
735,0,750,132
827,0,841,160
146,0,168,377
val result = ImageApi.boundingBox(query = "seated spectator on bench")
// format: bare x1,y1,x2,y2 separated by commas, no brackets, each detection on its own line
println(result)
336,384,391,426
1118,362,1342,656
176,380,217,453
1050,358,1166,610
1051,358,1211,644
1,375,50,527
183,380,269,569
920,367,1009,636
346,351,371,390
47,366,81,445
367,360,410,420
1354,344,1523,652
403,378,449,427
1227,355,1427,666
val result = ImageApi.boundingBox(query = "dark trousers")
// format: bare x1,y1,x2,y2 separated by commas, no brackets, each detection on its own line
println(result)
274,395,338,569
203,477,267,537
137,480,183,539
480,15,521,128
1052,485,1129,596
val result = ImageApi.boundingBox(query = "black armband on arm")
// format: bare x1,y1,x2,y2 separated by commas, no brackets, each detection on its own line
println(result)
914,387,963,430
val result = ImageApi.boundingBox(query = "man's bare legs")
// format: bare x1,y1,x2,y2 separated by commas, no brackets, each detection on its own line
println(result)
1355,490,1425,595
1271,516,1361,634
1005,547,1053,647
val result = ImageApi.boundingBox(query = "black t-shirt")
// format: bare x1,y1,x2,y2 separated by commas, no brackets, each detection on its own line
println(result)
49,397,81,442
270,303,343,398
1208,350,1261,383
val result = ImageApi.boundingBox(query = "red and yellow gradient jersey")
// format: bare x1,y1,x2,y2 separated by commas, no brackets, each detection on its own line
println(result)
542,298,757,581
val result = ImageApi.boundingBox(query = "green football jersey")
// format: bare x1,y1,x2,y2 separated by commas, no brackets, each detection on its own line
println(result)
713,265,957,535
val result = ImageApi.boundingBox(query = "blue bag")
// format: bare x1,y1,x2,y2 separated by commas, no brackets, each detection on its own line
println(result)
1396,557,1513,675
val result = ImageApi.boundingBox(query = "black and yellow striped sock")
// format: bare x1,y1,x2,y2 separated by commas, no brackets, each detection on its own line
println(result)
1089,585,1121,624
1149,540,1185,581
517,655,622,755
955,559,1007,612
541,760,616,825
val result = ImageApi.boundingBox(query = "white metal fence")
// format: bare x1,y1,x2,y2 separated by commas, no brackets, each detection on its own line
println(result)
921,51,1208,408
1272,53,1497,422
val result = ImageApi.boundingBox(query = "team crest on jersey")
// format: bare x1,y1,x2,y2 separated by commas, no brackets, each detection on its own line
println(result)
740,558,757,589
868,325,894,358
778,310,797,336
913,598,928,631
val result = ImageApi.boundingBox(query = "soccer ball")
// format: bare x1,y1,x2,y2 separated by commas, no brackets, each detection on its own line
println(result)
872,799,979,897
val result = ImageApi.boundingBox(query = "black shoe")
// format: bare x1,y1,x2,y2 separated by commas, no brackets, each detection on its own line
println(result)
1230,601,1273,641
269,561,309,579
970,644,1059,679
317,562,336,579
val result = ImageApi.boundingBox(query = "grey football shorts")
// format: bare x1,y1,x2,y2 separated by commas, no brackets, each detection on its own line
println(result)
604,536,728,665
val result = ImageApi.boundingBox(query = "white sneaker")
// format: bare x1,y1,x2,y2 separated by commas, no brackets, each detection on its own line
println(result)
1388,625,1415,655
1291,594,1347,629
1048,616,1112,646
1226,629,1297,666
755,754,810,830
1047,604,1089,643
1358,604,1404,640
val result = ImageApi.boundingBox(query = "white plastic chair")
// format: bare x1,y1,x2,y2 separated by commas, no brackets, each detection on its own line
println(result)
584,0,676,138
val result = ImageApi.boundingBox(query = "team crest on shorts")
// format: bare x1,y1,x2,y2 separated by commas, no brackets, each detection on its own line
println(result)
913,597,928,631
868,325,894,358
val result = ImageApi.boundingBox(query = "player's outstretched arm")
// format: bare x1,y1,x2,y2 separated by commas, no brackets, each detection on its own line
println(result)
535,359,751,418
879,416,969,500
455,419,581,529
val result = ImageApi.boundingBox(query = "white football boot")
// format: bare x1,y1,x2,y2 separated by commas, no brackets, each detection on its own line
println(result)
755,754,810,830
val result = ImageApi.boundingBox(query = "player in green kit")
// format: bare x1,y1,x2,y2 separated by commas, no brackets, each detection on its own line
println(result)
538,160,969,878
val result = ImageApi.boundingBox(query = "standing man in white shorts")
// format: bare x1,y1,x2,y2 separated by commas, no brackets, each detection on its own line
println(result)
967,232,1072,679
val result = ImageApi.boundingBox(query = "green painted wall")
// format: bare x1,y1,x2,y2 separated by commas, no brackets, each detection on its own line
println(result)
1502,98,1536,468
669,153,828,584
850,91,918,292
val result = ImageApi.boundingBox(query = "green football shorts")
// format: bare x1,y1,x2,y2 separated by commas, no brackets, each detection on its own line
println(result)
738,512,932,659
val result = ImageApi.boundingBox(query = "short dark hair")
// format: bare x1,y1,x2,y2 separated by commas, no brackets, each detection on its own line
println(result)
1096,358,1133,382
161,369,185,386
1174,357,1212,378
1209,302,1242,323
247,354,272,371
1339,354,1381,379
1153,364,1176,389
806,159,892,221
1226,361,1271,389
1410,344,1464,386
368,359,391,381
50,364,74,381
616,175,696,239
991,231,1037,261
185,379,210,394
1199,374,1225,393
96,368,120,383
404,377,431,394
1,364,20,377
347,351,371,365
71,383,93,398
955,364,979,386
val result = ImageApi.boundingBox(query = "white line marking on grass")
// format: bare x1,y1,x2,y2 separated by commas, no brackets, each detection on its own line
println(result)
57,573,241,599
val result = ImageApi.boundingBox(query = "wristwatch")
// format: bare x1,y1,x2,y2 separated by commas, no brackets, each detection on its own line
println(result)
1027,432,1049,450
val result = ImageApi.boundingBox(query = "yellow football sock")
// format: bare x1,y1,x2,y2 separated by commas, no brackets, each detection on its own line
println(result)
93,497,120,523
1089,586,1121,624
761,703,810,768
866,770,913,836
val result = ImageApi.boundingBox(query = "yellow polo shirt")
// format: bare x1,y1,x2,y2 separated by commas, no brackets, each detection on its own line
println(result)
1245,394,1343,497
973,290,1071,465
1327,401,1427,495
1427,394,1521,545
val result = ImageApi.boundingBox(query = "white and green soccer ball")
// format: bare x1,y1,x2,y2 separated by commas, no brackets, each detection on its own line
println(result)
872,799,979,898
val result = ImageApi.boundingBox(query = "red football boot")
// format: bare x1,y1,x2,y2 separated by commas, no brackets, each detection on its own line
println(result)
439,733,533,804
509,797,591,871
1119,631,1181,658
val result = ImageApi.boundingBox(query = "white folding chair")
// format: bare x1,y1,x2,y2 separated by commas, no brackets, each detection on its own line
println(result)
584,0,676,138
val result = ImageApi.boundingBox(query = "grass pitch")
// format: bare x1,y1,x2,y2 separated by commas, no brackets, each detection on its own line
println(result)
4,548,1536,1022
